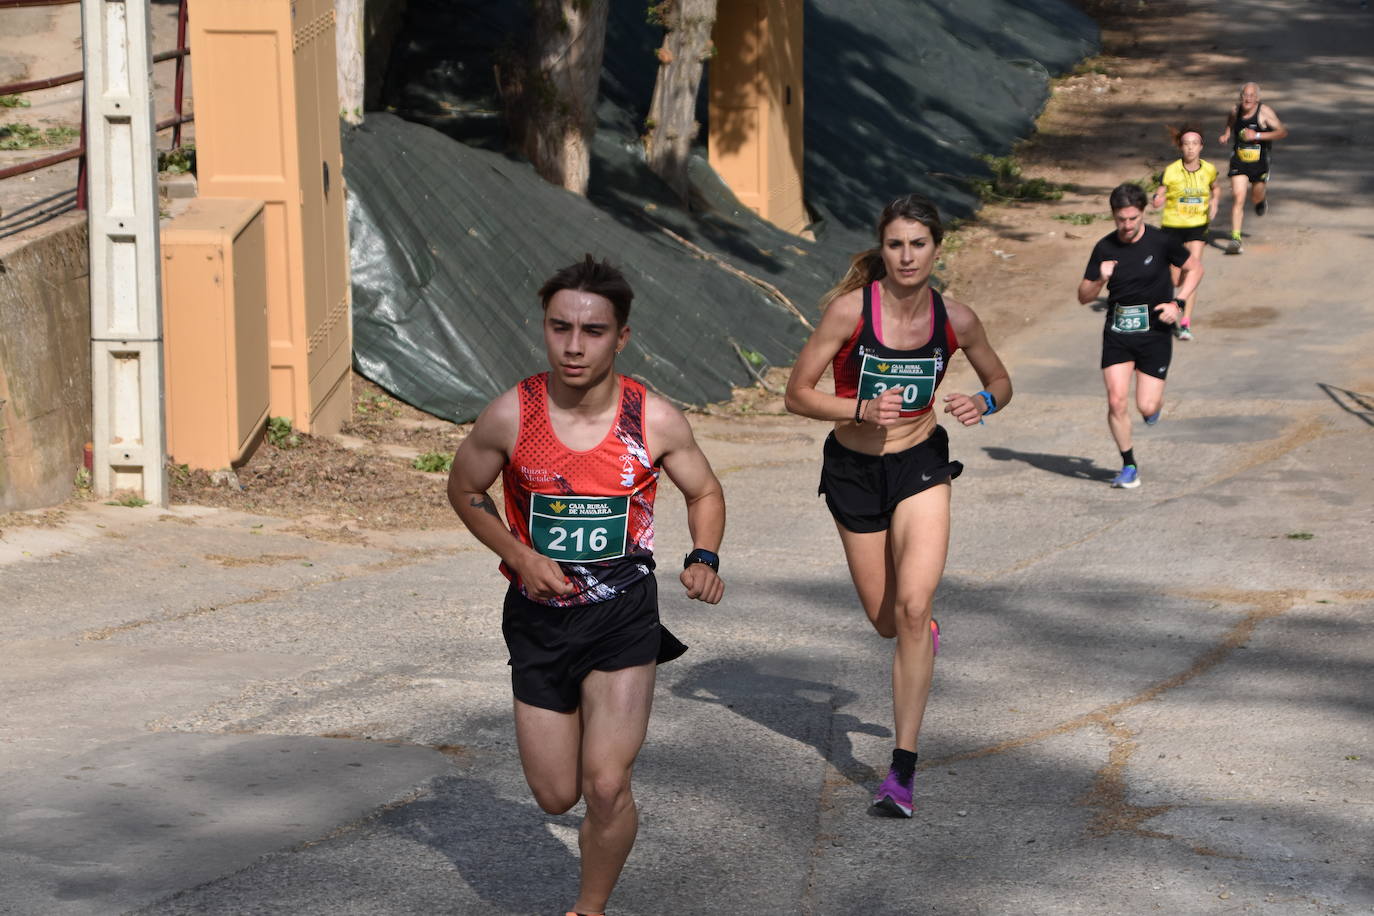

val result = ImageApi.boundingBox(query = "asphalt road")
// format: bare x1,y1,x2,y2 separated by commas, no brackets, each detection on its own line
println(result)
2,0,1372,913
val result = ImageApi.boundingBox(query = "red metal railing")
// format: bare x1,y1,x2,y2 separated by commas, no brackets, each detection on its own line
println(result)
0,0,191,214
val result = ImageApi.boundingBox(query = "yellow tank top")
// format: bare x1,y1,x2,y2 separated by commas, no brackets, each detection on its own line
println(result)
1160,159,1217,228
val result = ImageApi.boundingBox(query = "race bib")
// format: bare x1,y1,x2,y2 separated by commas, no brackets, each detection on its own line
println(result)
1237,145,1261,163
529,494,629,562
1111,303,1151,334
1178,194,1205,218
859,353,937,415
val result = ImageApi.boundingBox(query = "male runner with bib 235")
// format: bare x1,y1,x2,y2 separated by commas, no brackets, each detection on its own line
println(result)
447,256,725,916
1078,183,1202,490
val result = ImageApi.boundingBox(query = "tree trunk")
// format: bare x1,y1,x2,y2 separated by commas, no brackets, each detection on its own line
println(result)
516,0,610,196
336,0,364,125
645,0,717,203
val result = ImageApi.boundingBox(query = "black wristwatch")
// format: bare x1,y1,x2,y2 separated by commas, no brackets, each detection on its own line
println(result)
683,548,720,573
1174,297,1186,309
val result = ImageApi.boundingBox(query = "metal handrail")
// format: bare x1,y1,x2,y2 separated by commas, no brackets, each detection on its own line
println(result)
0,0,191,211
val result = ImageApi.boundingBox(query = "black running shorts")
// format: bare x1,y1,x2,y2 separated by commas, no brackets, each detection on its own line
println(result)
818,426,963,534
502,574,686,712
1101,328,1173,379
1227,156,1269,183
1162,224,1208,245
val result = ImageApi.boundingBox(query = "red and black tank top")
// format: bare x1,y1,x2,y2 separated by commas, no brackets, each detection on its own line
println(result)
501,372,658,606
832,282,960,418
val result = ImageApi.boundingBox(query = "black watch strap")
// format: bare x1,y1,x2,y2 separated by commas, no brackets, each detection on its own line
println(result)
683,548,720,572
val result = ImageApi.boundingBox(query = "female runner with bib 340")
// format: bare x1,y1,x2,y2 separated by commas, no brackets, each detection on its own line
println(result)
784,194,1012,818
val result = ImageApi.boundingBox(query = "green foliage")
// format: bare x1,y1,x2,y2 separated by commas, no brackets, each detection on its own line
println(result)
1285,531,1315,540
1072,58,1112,77
646,2,670,26
0,94,30,108
1054,212,1107,226
73,468,92,491
158,144,196,175
970,155,1065,203
412,451,454,473
266,416,302,449
739,347,765,368
355,393,399,417
105,494,149,508
0,122,78,150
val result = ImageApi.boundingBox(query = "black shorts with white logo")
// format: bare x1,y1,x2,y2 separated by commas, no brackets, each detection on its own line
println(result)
818,426,963,534
502,574,686,712
1101,328,1173,379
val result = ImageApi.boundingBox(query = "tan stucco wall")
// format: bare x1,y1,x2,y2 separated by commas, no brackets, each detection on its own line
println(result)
0,214,91,513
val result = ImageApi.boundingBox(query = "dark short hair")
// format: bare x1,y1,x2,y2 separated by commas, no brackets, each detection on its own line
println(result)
537,254,634,327
1109,182,1148,212
878,193,944,247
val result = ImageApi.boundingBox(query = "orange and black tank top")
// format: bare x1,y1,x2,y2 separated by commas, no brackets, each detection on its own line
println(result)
501,372,657,607
832,282,961,418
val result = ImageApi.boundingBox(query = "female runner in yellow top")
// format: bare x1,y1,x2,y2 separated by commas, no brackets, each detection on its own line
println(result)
1150,125,1217,340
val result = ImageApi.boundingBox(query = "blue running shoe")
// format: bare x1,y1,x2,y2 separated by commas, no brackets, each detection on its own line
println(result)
1111,465,1140,489
1144,409,1161,426
872,766,914,818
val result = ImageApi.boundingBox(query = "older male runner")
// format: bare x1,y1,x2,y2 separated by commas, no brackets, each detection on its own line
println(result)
1219,82,1289,254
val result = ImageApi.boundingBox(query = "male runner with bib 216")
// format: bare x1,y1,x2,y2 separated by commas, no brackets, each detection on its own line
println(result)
447,255,725,916
1078,183,1202,489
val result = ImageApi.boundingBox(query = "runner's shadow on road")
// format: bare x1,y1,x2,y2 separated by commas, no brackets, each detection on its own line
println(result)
983,446,1116,482
670,656,891,785
383,774,579,912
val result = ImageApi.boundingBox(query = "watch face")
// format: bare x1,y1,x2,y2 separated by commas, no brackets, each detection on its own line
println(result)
685,549,718,571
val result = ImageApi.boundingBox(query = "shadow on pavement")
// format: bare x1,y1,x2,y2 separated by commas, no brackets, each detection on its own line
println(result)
1317,382,1374,426
983,446,1117,481
671,656,892,784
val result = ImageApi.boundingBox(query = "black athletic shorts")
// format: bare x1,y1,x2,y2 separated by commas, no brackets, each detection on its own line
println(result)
502,575,686,712
818,426,963,534
1101,328,1172,379
1227,156,1269,183
1162,224,1208,245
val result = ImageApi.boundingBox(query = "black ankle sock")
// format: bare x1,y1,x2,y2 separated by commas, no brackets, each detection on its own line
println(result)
892,748,918,780
1120,448,1136,468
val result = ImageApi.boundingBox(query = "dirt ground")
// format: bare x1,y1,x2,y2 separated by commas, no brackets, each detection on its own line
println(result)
1,0,1211,537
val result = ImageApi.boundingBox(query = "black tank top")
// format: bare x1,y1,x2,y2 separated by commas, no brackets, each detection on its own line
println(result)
1232,105,1271,162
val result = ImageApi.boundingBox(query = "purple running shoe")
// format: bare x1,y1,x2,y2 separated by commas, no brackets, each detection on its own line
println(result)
931,618,941,657
871,766,914,818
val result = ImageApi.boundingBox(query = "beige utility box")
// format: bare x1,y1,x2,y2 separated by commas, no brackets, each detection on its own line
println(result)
161,198,270,470
188,0,352,435
710,0,806,235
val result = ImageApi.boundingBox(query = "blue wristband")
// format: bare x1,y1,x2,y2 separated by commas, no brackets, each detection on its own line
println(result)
976,390,997,416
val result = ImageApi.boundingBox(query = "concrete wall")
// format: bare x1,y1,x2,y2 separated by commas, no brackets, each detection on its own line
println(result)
0,214,91,513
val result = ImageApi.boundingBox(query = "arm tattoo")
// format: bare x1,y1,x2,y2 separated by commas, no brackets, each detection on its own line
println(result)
469,494,500,519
